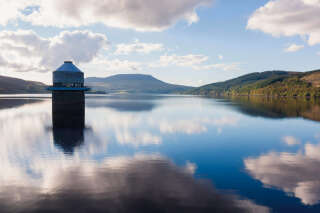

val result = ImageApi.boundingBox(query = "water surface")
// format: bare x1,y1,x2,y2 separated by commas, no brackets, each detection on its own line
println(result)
0,94,319,212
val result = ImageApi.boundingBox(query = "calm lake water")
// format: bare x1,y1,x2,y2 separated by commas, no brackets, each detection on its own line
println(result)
0,94,320,213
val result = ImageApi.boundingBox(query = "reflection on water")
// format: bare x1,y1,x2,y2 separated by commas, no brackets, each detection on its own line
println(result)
0,154,269,213
225,96,320,121
245,141,320,205
86,94,160,112
0,95,320,212
52,92,86,154
52,128,84,154
0,98,43,109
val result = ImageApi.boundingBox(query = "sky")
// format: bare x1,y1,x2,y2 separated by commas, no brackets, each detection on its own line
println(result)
0,0,319,86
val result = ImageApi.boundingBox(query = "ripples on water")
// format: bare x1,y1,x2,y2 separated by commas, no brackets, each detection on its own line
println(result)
0,94,320,212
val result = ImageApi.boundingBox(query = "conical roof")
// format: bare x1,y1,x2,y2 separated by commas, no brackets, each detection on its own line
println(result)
55,61,82,72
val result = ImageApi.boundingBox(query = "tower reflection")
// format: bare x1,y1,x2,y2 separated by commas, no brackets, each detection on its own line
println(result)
52,93,85,154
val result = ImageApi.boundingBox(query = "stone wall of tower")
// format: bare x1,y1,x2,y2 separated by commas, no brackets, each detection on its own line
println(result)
52,91,85,129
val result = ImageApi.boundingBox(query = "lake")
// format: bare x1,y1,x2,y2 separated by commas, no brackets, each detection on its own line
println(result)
0,94,319,212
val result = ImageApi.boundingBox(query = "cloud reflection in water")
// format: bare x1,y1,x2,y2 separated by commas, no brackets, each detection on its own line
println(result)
0,96,241,155
86,97,240,147
245,142,320,205
0,154,269,213
0,97,270,212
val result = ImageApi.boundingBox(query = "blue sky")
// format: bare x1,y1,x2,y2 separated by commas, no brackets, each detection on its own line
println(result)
0,0,319,86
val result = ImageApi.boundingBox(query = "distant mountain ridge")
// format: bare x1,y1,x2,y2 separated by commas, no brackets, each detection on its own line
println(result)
86,74,193,94
0,74,193,94
188,70,320,97
0,75,47,94
3,70,320,97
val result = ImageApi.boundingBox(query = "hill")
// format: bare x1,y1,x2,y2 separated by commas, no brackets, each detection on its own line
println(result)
0,75,47,94
189,70,320,97
86,74,193,94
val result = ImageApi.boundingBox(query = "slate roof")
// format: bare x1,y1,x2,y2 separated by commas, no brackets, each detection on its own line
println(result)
55,61,82,73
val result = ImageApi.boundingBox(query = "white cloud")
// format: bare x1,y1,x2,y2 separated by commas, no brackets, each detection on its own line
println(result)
150,54,241,71
282,136,301,146
198,63,241,71
0,1,36,25
284,44,304,52
245,142,320,205
247,0,320,45
0,0,212,32
152,54,209,68
0,30,108,73
91,56,142,72
115,40,164,55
